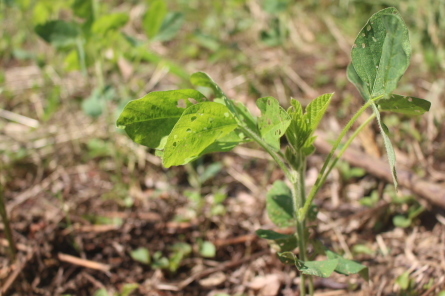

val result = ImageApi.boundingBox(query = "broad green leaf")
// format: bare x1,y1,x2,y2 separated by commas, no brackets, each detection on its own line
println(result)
256,229,297,251
305,93,333,131
153,12,184,42
372,103,398,188
143,0,167,39
351,7,411,98
35,20,80,48
163,102,237,167
92,13,129,35
130,247,150,264
298,259,339,278
326,250,369,281
116,89,206,149
378,94,431,115
266,181,294,227
200,129,246,155
257,97,291,151
347,63,371,101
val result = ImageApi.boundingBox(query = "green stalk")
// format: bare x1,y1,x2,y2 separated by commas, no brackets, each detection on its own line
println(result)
292,161,310,296
0,187,16,261
319,113,376,187
299,96,382,222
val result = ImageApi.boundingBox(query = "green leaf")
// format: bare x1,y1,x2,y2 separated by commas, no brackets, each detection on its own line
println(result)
72,0,94,20
305,93,333,132
277,252,339,278
119,283,139,296
347,63,371,101
393,214,412,228
199,241,216,258
93,289,109,296
163,102,237,167
266,181,294,227
257,97,291,151
286,98,311,149
35,20,80,48
378,94,431,115
199,129,245,154
92,13,129,35
116,89,206,150
256,229,297,251
277,251,297,265
351,7,411,98
190,72,227,100
130,247,150,265
326,250,369,281
234,101,258,133
298,259,339,278
143,0,167,39
153,12,184,42
190,72,239,119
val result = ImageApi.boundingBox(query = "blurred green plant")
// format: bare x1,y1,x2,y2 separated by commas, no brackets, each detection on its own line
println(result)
116,8,430,295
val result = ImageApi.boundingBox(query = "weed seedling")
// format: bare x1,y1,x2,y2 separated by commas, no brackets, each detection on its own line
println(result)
116,8,430,295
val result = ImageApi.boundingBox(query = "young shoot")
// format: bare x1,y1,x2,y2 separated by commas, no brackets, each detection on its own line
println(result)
116,7,430,295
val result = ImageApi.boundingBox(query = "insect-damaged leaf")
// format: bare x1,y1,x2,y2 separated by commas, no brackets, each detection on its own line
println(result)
351,7,411,98
163,102,237,167
256,229,297,252
326,250,369,281
116,89,206,149
266,181,294,227
378,94,431,115
277,252,339,278
257,96,291,151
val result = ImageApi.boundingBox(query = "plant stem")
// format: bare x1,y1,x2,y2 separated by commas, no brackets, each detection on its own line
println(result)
291,155,313,296
0,187,16,261
299,96,382,221
238,125,295,183
319,113,376,187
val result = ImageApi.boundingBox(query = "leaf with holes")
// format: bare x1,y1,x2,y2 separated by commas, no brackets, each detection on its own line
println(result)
378,94,430,115
163,102,237,167
326,250,369,281
256,229,297,252
257,97,291,151
266,181,294,227
298,259,339,278
351,7,411,98
116,90,206,149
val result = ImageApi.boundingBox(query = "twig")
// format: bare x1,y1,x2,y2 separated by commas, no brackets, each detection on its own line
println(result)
57,253,111,273
0,109,39,128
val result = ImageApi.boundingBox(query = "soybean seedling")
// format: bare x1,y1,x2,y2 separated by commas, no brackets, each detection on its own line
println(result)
116,8,430,295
